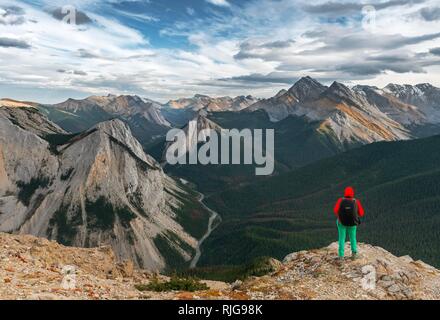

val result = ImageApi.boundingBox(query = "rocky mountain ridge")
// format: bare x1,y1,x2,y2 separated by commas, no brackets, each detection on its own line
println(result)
7,77,440,149
165,94,259,112
1,232,438,300
245,77,440,147
37,95,171,148
0,105,209,271
250,81,408,145
161,94,260,127
383,82,440,124
52,94,169,126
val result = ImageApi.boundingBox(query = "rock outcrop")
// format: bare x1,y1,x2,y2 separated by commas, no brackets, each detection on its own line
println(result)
1,233,438,300
0,232,224,300
238,242,440,300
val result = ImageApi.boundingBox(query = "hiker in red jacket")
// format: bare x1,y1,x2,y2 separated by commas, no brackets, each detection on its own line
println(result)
333,187,365,260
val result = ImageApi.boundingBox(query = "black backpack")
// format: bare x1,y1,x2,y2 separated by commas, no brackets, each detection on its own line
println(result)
338,198,360,227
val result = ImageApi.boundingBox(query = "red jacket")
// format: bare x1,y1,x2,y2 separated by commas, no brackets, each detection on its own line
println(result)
333,187,365,218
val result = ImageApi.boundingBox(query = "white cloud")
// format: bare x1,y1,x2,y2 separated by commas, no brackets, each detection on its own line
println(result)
205,0,230,7
1,0,440,103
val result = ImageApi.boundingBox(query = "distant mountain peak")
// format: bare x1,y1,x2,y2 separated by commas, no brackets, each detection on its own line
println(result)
328,80,350,91
325,81,359,103
382,82,440,123
0,107,205,270
292,75,319,85
165,94,257,112
385,83,438,91
384,83,411,91
287,76,327,102
191,112,223,131
0,98,37,109
93,117,126,131
194,94,211,99
289,76,324,91
352,85,380,91
415,83,435,90
275,89,288,98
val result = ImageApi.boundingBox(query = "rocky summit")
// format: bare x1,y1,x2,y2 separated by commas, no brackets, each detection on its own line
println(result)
0,106,210,272
241,242,440,300
1,232,439,300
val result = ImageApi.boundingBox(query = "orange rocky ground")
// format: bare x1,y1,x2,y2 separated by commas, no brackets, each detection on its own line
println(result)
1,232,439,300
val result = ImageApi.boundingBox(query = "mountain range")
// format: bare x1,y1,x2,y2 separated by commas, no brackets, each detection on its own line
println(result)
247,77,440,143
1,76,440,271
147,78,440,192
38,94,171,148
0,104,210,271
159,94,258,128
17,76,440,157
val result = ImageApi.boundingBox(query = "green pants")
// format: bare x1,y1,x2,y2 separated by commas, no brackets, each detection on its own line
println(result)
336,220,357,257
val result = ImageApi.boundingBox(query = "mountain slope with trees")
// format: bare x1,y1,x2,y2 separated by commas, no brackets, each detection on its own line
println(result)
0,105,210,271
201,134,440,267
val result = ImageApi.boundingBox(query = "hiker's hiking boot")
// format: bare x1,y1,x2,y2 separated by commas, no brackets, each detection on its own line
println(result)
351,253,358,261
336,256,344,266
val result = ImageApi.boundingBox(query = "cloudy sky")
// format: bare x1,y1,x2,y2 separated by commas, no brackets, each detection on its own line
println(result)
1,0,440,103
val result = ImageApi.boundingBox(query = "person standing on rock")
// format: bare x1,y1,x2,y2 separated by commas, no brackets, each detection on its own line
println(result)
333,186,365,260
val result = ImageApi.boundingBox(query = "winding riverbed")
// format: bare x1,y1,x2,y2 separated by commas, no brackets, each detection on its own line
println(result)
190,192,221,268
